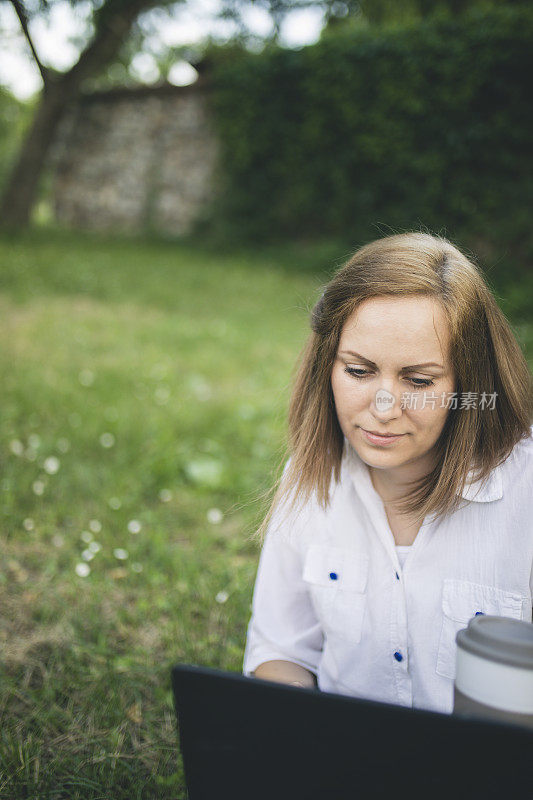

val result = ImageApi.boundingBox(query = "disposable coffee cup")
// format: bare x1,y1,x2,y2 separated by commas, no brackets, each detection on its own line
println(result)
453,615,533,730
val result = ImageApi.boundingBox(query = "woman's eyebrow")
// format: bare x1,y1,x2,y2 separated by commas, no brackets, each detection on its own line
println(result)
339,350,444,371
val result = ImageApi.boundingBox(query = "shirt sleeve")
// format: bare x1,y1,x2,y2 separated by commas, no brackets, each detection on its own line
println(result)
242,487,324,678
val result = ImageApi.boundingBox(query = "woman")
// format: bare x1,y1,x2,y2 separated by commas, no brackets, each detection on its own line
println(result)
242,231,533,714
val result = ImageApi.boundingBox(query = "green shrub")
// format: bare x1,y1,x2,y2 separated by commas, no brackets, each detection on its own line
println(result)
203,6,532,286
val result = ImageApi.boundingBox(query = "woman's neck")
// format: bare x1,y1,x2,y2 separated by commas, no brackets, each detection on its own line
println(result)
367,452,435,508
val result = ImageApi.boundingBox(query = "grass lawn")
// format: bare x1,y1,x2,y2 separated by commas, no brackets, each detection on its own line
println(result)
0,228,531,798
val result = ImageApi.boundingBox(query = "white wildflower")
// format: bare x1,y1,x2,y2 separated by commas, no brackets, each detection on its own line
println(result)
207,508,223,525
43,456,60,475
185,458,223,487
127,519,142,534
75,563,90,577
99,432,115,448
9,440,24,456
28,433,41,449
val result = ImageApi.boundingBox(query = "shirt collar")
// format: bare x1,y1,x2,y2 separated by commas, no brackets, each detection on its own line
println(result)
342,437,503,504
460,466,503,502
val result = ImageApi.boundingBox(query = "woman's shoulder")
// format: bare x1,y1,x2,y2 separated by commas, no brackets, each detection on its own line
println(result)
505,426,533,468
268,454,347,550
496,427,533,500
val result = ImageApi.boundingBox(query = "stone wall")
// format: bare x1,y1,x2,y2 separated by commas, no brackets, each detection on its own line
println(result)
51,79,219,236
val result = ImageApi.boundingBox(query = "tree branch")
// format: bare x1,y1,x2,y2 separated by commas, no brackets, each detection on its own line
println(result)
64,0,162,90
10,0,50,86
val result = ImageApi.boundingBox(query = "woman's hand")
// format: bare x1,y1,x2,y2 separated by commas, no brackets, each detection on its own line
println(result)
253,660,317,688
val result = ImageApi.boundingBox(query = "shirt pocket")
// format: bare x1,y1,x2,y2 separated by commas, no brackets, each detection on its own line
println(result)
435,579,525,680
302,544,369,643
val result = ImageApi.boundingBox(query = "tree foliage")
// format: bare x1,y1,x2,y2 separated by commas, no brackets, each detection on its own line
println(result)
0,0,529,227
203,5,532,287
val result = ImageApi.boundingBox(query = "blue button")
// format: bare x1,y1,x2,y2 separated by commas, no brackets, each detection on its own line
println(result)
394,651,403,662
329,572,338,580
395,572,400,580
475,611,485,616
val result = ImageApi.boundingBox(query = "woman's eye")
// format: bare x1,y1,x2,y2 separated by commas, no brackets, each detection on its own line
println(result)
409,377,435,387
343,367,434,388
344,367,368,378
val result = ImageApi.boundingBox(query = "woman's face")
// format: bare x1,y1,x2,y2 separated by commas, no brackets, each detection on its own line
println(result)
330,295,456,475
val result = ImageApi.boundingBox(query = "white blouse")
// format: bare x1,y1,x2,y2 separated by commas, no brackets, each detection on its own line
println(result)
242,428,533,714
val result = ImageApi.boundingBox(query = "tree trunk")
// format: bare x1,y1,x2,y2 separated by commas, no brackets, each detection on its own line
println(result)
0,0,158,229
0,80,69,228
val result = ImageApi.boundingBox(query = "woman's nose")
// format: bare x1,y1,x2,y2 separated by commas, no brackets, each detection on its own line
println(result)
371,387,402,419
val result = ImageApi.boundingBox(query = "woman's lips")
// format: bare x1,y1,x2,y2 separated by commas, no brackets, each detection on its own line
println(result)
360,428,406,445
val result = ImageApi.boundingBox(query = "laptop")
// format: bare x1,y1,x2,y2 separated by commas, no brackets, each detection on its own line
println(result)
171,663,533,800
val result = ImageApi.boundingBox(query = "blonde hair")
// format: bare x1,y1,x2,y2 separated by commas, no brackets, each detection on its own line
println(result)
250,231,532,545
